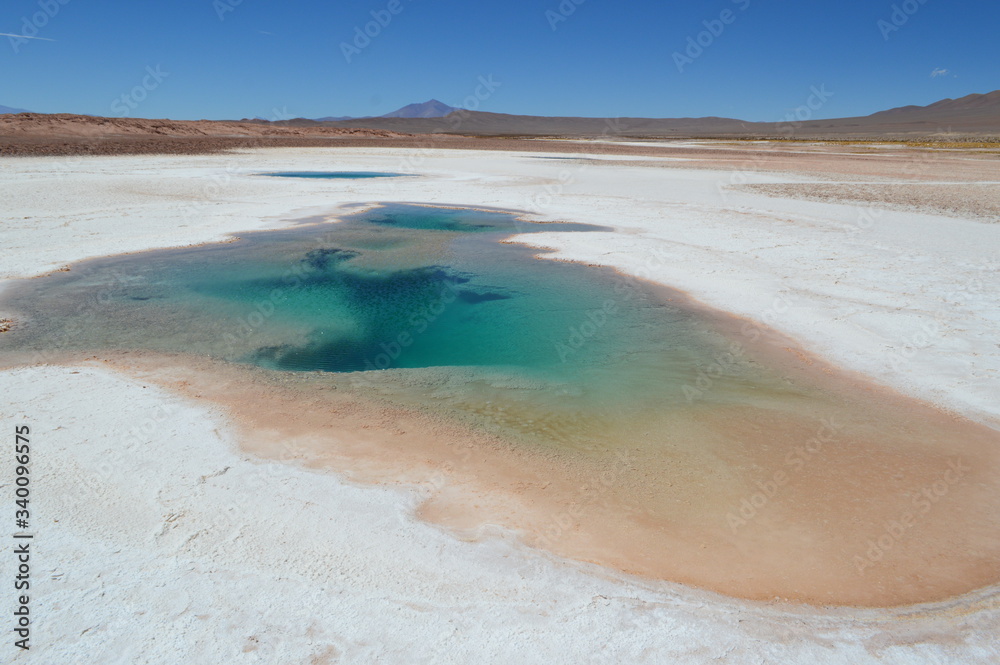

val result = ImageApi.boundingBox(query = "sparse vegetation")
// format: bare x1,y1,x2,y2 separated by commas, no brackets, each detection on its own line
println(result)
703,136,1000,149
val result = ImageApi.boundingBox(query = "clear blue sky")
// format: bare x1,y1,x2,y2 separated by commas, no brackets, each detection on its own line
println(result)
2,0,998,121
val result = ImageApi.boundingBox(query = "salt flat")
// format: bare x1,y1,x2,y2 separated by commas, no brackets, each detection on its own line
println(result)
1,145,999,663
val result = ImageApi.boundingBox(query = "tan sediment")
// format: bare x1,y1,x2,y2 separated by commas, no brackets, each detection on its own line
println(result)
39,269,999,610
4,128,999,184
736,182,1000,222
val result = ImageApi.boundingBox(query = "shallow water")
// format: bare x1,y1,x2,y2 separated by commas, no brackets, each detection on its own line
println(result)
0,205,790,454
3,204,999,605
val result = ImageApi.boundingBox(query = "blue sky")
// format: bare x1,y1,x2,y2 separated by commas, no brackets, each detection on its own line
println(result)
2,0,997,121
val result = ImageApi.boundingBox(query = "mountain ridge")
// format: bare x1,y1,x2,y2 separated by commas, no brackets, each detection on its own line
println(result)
305,89,1000,137
4,91,999,142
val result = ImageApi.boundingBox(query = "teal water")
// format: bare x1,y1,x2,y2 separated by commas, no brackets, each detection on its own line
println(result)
258,171,408,179
0,204,790,451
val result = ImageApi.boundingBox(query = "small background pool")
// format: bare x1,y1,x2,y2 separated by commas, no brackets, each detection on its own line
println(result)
258,171,409,179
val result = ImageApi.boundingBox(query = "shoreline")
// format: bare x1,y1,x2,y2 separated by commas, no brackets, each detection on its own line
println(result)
4,347,1000,613
2,202,998,607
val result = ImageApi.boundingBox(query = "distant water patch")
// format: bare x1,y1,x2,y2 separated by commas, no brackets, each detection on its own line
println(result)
258,171,408,179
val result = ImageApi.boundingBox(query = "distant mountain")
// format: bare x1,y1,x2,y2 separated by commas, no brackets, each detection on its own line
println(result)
324,111,756,136
316,90,1000,138
0,105,29,114
312,100,456,122
380,99,457,119
869,90,1000,120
